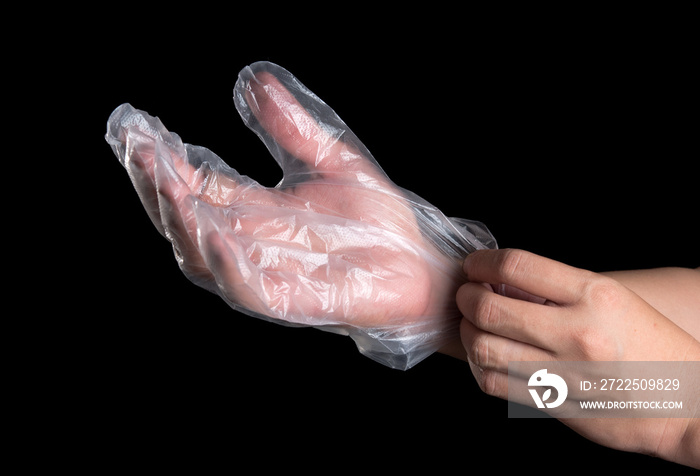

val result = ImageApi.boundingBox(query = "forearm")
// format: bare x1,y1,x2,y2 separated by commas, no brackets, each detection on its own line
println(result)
602,267,700,342
589,268,700,467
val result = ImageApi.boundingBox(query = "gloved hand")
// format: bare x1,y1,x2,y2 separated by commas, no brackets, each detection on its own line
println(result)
105,61,496,369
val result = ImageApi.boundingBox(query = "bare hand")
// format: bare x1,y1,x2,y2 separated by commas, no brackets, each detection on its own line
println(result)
457,248,700,466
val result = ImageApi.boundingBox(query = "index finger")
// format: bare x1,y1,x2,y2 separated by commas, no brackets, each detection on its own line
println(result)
463,249,590,304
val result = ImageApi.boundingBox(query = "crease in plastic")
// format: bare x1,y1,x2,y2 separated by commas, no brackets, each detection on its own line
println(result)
105,61,496,369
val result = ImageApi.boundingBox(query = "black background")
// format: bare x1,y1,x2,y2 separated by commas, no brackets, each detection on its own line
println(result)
41,7,698,473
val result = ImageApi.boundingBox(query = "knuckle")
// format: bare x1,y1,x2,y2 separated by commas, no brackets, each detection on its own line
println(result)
472,291,499,330
562,275,628,361
572,325,600,358
500,249,524,276
497,248,528,281
469,333,492,369
584,275,625,310
476,369,502,397
572,325,619,360
569,276,627,360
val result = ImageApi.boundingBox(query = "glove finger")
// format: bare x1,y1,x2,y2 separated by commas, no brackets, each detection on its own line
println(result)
153,145,217,290
234,62,385,185
193,201,275,319
153,143,282,291
106,103,177,235
106,104,247,218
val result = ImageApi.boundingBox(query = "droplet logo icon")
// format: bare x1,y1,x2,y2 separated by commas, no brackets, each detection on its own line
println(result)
528,369,568,409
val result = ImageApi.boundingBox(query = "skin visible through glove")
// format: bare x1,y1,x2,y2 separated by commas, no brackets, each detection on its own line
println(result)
108,67,463,333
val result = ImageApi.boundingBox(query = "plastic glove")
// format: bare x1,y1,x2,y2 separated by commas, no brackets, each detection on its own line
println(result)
105,61,496,369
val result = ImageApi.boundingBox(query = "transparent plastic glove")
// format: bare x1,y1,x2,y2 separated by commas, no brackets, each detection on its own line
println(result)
105,61,496,369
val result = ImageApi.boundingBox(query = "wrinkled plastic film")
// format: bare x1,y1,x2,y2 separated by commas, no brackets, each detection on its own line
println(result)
105,61,496,369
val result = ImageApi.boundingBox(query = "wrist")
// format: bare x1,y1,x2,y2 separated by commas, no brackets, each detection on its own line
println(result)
663,418,700,469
